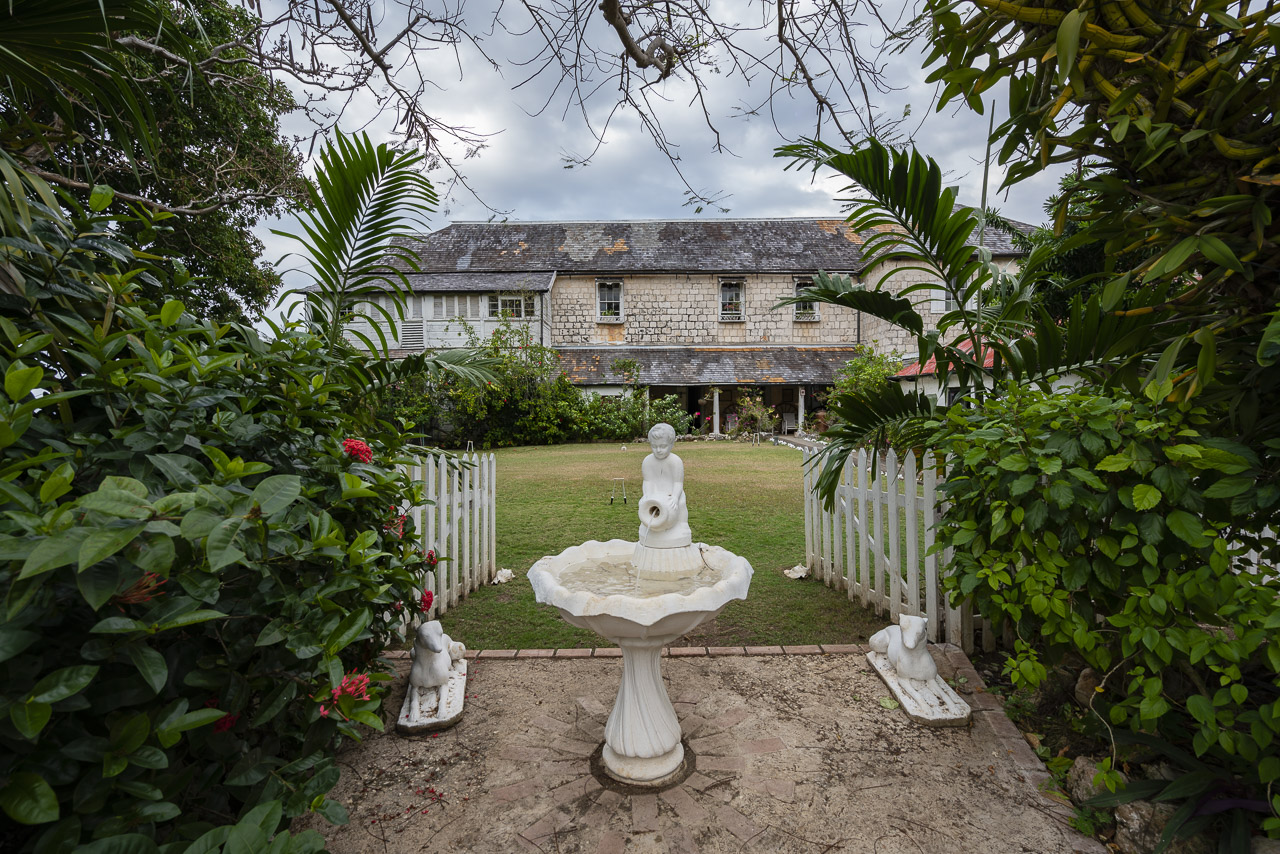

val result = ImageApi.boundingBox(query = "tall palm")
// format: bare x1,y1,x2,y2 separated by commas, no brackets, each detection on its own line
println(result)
276,131,438,355
775,138,1160,500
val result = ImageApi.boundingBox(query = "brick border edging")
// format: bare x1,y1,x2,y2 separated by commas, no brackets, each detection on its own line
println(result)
456,643,870,660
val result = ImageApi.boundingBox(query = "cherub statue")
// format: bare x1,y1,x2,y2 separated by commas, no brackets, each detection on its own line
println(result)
637,422,691,549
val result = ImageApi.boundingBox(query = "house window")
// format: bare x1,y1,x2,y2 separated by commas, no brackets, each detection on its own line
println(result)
488,294,536,318
793,276,819,321
597,279,623,321
719,277,744,321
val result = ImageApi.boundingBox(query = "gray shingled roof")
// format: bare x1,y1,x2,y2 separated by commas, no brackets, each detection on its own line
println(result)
404,271,553,293
557,345,867,386
392,217,1029,277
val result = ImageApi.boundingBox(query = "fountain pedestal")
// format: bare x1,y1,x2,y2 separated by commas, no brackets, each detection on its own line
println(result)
528,539,752,787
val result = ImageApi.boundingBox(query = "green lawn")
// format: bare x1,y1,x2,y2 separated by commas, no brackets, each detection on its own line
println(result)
437,441,884,649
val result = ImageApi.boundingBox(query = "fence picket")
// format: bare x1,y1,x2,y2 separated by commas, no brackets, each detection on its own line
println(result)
923,453,940,643
904,451,919,620
843,462,856,600
887,450,901,620
857,449,870,608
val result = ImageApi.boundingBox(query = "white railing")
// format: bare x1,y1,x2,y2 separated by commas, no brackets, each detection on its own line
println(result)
396,452,497,633
803,448,986,653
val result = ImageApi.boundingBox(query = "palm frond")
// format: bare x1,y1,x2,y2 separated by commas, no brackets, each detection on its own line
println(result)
275,131,438,354
774,270,924,335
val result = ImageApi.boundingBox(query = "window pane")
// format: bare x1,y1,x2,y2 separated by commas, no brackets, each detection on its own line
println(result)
719,279,743,319
488,295,500,317
597,280,622,318
794,277,818,319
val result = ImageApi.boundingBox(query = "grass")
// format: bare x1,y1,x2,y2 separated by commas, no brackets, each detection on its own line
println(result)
437,441,884,649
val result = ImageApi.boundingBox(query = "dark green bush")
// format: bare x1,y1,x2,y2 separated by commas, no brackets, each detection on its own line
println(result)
0,169,425,851
933,383,1280,833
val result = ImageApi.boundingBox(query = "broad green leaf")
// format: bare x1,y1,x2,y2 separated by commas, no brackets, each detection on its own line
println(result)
91,616,146,634
78,488,152,520
324,608,371,655
0,628,38,664
251,475,302,517
1166,510,1210,547
156,609,225,631
1096,454,1131,472
126,644,168,694
1131,484,1161,511
10,701,51,739
1204,476,1252,498
88,185,116,212
5,363,43,401
77,833,160,854
251,681,297,727
30,665,99,703
160,300,184,326
0,772,59,824
1198,235,1244,273
19,529,90,579
78,522,147,571
878,696,900,710
207,517,246,571
1056,9,1083,85
77,564,122,611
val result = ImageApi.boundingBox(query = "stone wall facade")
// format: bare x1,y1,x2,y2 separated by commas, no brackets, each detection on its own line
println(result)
549,272,865,347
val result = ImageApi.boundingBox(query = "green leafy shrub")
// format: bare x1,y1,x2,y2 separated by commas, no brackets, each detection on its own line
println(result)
0,167,426,850
932,383,1280,835
387,318,691,446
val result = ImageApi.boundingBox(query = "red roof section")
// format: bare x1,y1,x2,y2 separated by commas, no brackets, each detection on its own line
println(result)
896,339,996,377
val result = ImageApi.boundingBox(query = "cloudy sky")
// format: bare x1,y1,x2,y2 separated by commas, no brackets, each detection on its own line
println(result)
260,1,1066,326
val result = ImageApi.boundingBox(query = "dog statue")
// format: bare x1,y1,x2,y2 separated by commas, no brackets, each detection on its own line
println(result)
869,614,937,683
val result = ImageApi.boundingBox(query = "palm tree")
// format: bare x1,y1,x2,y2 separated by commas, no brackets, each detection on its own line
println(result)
276,131,439,355
774,138,1157,500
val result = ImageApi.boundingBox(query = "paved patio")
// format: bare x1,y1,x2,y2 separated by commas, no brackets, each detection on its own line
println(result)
304,645,1105,853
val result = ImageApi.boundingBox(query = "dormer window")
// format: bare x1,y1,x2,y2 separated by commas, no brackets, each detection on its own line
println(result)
719,277,744,321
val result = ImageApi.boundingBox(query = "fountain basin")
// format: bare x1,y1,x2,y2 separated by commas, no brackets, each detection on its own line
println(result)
528,539,752,787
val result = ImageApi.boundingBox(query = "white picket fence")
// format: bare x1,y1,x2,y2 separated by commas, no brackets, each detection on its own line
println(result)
803,448,987,653
397,452,497,632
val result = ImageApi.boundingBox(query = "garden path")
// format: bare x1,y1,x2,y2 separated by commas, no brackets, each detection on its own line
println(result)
301,646,1105,854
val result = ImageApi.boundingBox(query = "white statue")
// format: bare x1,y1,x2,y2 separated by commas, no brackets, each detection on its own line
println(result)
867,615,971,727
398,620,467,733
634,423,701,576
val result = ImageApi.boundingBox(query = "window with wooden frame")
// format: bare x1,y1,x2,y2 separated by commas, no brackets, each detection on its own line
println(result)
719,277,745,321
488,293,536,318
597,279,623,321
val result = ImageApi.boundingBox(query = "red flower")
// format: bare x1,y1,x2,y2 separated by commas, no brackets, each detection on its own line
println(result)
317,671,372,719
384,505,407,538
421,590,433,613
342,438,373,463
205,697,239,732
425,549,438,569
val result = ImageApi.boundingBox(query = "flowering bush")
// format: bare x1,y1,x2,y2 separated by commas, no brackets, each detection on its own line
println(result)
0,186,427,849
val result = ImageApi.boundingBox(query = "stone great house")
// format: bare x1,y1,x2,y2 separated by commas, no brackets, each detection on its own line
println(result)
367,218,1026,432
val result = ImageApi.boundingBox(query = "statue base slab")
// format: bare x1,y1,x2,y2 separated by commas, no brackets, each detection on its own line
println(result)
397,661,467,734
867,652,971,727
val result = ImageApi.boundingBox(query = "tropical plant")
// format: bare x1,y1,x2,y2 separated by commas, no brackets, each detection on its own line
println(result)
277,131,439,355
0,158,440,850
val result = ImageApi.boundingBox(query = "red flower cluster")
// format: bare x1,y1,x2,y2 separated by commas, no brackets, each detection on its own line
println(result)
113,572,167,608
205,697,239,733
342,438,372,463
421,590,433,613
425,549,438,569
319,671,372,718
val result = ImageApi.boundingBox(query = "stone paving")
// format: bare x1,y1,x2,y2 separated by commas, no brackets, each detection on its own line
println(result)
306,645,1107,854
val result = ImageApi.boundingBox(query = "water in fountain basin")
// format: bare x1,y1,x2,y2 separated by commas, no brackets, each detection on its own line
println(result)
556,555,725,598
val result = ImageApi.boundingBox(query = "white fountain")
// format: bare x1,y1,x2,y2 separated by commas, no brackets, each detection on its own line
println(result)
528,423,753,787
